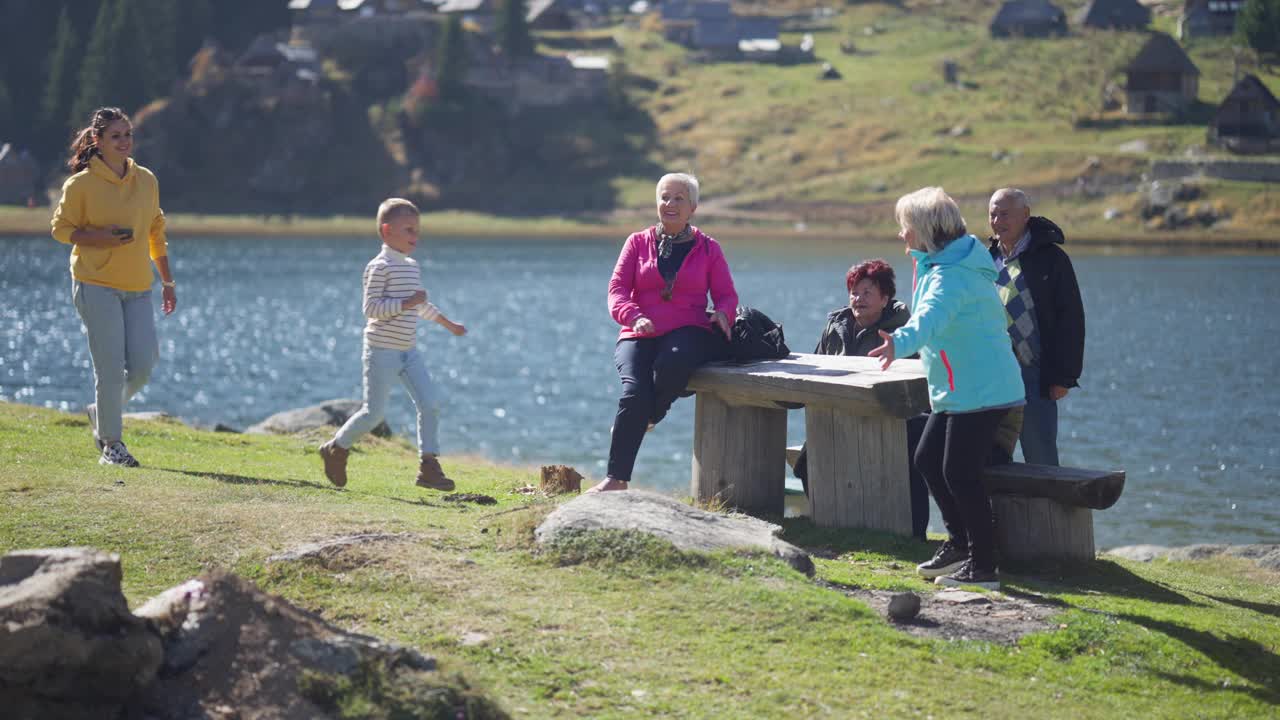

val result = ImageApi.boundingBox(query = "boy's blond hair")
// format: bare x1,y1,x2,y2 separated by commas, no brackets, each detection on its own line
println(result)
376,198,420,235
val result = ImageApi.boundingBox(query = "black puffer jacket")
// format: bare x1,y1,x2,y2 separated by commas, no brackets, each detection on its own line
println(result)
987,216,1085,396
813,300,911,357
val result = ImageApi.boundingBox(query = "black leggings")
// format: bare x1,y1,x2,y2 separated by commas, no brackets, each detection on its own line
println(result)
914,408,1009,571
607,326,728,481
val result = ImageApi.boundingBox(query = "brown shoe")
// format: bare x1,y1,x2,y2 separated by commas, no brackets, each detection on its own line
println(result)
319,441,349,488
416,454,456,491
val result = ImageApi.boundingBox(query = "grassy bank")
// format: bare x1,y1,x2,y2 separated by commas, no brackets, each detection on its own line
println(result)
1,401,1276,717
3,204,1277,251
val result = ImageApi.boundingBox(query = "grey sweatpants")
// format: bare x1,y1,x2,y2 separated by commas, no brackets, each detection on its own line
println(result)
73,281,159,443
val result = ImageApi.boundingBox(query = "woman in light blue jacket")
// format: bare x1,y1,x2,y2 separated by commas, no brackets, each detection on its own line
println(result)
870,187,1024,590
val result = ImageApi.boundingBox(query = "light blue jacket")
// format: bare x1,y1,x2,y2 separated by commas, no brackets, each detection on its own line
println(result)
891,234,1026,414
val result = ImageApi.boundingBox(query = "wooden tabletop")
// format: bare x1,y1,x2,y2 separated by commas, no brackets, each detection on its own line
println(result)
688,353,930,418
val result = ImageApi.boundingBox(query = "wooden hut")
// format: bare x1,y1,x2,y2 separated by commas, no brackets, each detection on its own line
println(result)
1075,0,1150,29
1208,74,1280,153
1123,32,1199,116
1178,0,1243,40
990,0,1067,38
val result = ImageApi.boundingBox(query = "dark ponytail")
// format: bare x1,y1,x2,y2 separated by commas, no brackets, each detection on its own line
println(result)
66,107,129,173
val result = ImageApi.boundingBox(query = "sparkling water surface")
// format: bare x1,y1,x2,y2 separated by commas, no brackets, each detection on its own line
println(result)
3,233,1277,549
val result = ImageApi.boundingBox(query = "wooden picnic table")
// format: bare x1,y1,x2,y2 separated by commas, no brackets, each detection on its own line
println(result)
686,353,930,535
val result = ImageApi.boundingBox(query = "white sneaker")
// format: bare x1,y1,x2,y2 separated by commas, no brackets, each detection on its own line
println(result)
86,404,104,452
100,441,140,468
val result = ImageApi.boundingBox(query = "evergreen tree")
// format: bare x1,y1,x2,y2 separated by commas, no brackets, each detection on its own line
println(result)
0,76,14,145
71,0,118,126
437,15,469,102
496,0,535,60
39,8,80,158
1236,0,1280,57
210,0,291,52
139,0,179,96
105,0,153,114
175,0,214,67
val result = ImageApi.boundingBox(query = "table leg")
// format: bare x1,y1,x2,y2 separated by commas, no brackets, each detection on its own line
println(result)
805,408,911,534
691,392,787,516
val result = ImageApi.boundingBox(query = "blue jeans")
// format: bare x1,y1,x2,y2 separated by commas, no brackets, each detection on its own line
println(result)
1019,364,1059,466
335,346,441,455
73,281,158,443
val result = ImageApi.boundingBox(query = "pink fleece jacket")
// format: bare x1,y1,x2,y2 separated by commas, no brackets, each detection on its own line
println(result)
608,225,739,340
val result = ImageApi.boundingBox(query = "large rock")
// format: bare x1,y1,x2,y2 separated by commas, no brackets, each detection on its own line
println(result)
534,490,814,576
134,570,462,719
1106,543,1280,572
246,398,391,437
0,548,163,720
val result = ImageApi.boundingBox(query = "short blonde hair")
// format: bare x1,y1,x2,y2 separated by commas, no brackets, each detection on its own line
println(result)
895,186,967,253
376,197,419,232
656,172,699,206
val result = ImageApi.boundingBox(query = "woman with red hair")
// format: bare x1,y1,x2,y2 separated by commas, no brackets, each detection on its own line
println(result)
794,258,930,539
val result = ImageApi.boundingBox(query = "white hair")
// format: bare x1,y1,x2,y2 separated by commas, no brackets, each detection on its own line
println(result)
657,172,699,206
990,187,1030,209
895,187,968,254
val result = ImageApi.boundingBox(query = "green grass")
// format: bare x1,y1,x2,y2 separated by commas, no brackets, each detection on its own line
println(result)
2,400,1278,717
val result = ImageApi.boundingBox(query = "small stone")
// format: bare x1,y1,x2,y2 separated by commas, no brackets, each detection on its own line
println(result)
459,632,489,647
886,591,921,621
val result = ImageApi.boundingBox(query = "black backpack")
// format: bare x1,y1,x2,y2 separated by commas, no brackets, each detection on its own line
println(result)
728,306,791,363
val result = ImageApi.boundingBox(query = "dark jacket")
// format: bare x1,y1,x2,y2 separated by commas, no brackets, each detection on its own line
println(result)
814,300,911,357
987,216,1085,396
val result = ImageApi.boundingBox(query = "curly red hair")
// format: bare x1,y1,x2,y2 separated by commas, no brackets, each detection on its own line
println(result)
845,259,896,300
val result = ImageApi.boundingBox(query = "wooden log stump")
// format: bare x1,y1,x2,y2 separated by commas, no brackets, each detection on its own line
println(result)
539,465,583,495
992,494,1095,564
804,408,911,534
691,393,787,516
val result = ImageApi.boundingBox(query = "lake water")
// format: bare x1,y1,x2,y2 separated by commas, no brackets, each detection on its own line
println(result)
2,233,1277,550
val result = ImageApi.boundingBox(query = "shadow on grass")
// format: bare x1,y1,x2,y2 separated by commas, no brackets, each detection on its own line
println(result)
1119,613,1280,705
1006,559,1200,607
781,520,1203,606
778,517,934,563
1195,592,1280,620
161,468,337,492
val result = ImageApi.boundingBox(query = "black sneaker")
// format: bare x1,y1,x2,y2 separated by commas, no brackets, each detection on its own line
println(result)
916,539,968,579
100,441,140,468
935,559,1000,591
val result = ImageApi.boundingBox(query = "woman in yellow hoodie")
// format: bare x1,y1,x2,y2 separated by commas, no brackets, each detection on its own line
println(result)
51,107,177,467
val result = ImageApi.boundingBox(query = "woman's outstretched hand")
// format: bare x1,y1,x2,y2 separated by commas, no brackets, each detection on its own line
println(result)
868,330,896,370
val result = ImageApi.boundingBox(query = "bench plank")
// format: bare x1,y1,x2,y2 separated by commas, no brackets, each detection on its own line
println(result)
982,463,1125,510
688,354,931,418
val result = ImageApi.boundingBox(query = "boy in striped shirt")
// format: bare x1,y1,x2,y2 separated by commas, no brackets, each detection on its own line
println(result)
320,198,467,490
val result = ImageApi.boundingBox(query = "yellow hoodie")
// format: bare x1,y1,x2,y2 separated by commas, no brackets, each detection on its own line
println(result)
51,156,168,292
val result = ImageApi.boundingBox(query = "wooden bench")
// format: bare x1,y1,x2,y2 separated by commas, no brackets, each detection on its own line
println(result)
784,445,1126,563
685,353,931,536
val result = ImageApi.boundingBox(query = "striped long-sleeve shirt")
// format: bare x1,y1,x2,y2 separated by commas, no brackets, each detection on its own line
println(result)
361,245,442,351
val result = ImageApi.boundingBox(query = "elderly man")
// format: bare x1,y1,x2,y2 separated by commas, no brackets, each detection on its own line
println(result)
986,189,1085,466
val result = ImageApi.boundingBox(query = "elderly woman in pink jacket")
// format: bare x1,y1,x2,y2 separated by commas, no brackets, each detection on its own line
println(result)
591,173,739,493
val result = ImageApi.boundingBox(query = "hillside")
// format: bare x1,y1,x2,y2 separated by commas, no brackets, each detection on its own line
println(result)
2,401,1278,717
8,0,1278,244
602,0,1280,240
